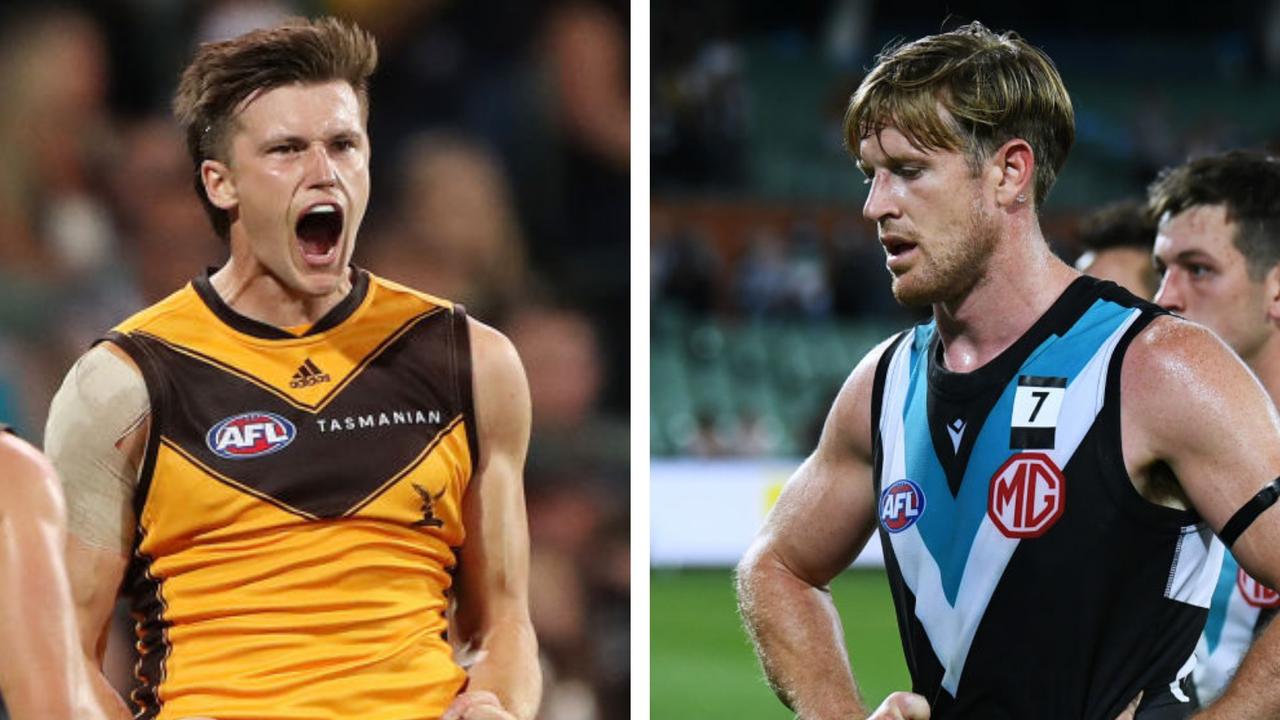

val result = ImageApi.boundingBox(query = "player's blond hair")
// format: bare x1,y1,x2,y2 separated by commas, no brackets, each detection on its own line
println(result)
844,22,1074,208
173,17,377,239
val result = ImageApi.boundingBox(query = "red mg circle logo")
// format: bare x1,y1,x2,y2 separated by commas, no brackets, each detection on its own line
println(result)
1238,568,1280,608
880,479,926,533
987,452,1065,539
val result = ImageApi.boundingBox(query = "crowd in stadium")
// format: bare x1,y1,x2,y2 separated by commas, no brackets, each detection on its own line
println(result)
651,0,1280,459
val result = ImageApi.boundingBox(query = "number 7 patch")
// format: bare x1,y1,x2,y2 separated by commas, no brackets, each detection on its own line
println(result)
1010,375,1066,449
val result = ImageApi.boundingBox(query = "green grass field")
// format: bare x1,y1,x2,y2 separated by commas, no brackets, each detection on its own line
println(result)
651,568,910,718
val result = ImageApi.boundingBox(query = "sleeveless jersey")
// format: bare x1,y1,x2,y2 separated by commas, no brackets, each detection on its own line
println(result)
871,277,1221,719
1192,551,1279,704
106,268,477,720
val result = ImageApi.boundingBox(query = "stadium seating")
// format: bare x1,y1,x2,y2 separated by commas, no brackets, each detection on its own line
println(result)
652,306,902,456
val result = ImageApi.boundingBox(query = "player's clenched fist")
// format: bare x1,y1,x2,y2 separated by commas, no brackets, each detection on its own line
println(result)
442,690,518,720
865,691,930,720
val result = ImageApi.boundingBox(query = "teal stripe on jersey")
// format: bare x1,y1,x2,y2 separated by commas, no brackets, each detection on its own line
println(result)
1204,553,1238,653
907,299,1135,604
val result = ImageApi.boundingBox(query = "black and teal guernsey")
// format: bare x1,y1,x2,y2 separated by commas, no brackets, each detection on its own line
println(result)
871,277,1222,719
1192,552,1279,704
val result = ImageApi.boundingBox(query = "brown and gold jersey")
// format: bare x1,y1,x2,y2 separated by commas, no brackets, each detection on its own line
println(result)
107,268,475,720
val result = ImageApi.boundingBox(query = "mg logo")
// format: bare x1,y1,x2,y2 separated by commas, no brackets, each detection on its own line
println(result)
987,452,1065,538
206,412,297,459
1238,568,1280,608
880,479,926,534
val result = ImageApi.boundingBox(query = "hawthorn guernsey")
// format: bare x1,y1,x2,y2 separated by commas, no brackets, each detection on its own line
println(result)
870,277,1220,718
92,268,484,719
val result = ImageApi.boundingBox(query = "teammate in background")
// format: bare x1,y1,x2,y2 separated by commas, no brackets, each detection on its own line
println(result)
0,428,108,720
737,22,1280,720
1148,150,1280,706
1075,200,1159,298
44,18,538,720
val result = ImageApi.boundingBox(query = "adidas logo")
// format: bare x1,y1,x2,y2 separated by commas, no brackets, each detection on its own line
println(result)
290,358,332,388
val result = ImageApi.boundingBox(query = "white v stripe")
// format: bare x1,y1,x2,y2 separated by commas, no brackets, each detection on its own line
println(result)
881,310,1140,695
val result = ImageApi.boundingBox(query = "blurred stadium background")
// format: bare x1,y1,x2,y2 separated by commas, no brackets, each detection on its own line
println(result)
650,0,1280,716
0,1,627,718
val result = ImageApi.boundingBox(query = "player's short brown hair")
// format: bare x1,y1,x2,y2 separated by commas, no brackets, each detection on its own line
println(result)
173,16,378,240
1078,200,1155,254
1147,150,1280,280
844,22,1075,209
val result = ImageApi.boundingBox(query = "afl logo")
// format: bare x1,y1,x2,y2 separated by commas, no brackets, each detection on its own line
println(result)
1238,568,1280,608
206,412,296,459
988,452,1065,539
880,479,926,533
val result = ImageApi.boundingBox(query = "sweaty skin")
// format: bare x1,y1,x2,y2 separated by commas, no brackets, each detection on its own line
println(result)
1153,200,1280,710
0,432,109,720
738,125,1280,719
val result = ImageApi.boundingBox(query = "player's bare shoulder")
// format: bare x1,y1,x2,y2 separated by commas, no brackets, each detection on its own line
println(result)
465,316,531,455
1122,315,1275,454
1121,314,1280,510
467,317,525,385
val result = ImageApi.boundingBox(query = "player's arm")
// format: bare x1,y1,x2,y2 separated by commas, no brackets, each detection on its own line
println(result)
1121,318,1280,719
737,336,925,720
0,432,110,720
444,319,540,720
45,342,150,720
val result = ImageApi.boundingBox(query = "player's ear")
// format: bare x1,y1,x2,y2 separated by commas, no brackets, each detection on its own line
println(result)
992,138,1035,210
1265,263,1280,326
201,158,237,210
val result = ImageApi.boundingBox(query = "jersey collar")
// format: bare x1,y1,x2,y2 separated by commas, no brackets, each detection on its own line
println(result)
192,265,370,340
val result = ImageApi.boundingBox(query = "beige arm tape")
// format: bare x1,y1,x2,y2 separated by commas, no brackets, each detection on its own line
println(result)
44,343,149,554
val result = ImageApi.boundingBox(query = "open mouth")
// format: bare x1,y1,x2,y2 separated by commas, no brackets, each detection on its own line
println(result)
296,203,344,263
882,236,917,257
